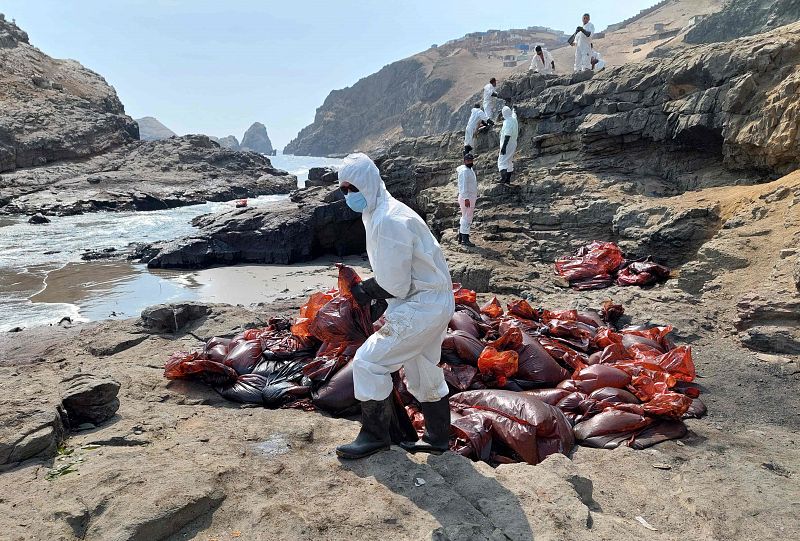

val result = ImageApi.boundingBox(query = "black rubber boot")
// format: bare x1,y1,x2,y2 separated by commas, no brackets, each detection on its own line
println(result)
462,234,476,248
336,398,392,459
456,231,463,244
507,171,514,184
499,169,508,183
400,397,451,454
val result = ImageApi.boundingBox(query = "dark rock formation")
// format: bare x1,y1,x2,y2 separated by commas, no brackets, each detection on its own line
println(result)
241,122,274,154
0,400,66,465
685,0,800,44
137,187,364,268
28,213,50,224
0,16,138,173
61,374,121,426
135,116,177,141
306,166,338,186
0,135,296,216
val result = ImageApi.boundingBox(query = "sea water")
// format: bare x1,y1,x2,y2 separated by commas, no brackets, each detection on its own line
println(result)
0,155,343,331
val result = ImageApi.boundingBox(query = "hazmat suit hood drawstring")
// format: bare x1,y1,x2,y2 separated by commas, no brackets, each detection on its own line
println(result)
337,153,387,214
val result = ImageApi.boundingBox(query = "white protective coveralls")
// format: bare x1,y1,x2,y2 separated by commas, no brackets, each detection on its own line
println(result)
591,49,606,71
338,153,455,403
482,82,497,120
497,106,519,172
530,49,555,74
464,107,489,147
457,164,478,235
574,21,595,72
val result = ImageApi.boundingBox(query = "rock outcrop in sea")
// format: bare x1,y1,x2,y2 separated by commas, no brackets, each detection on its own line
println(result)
240,122,274,154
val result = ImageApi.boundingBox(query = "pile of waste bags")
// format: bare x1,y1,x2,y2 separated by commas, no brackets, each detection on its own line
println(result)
164,264,704,467
555,241,671,290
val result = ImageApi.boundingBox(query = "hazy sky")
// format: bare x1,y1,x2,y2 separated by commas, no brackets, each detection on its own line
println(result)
6,1,655,150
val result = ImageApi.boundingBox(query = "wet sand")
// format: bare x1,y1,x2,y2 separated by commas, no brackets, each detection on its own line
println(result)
1,255,372,331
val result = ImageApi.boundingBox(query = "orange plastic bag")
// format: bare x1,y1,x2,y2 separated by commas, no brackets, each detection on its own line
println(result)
291,290,336,338
642,391,693,418
480,297,504,318
655,346,696,382
453,283,477,305
507,299,537,320
477,347,519,386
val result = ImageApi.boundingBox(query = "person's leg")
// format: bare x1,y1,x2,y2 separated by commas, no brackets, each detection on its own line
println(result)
399,331,452,454
460,198,475,247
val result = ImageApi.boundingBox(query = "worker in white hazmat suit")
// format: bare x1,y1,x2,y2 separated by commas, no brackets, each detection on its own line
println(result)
591,45,606,71
457,153,478,247
572,13,595,72
463,103,490,155
483,78,498,121
334,153,455,459
530,45,555,75
497,106,518,184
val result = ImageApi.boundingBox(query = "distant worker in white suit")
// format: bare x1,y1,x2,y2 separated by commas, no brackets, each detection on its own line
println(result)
530,45,555,75
591,44,606,71
497,106,518,184
463,103,490,156
456,153,478,247
572,13,595,72
483,77,499,121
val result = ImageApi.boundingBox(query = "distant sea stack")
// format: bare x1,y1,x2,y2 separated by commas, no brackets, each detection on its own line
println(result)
240,122,274,154
209,135,240,150
135,117,177,141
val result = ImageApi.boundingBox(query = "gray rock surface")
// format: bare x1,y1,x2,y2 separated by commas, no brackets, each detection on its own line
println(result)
0,401,66,465
27,212,50,224
135,116,177,141
240,122,274,154
0,135,296,216
684,0,800,44
0,17,138,173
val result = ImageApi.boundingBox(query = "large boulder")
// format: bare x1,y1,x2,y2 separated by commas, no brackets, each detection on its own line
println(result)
138,187,364,268
61,374,121,426
0,400,66,465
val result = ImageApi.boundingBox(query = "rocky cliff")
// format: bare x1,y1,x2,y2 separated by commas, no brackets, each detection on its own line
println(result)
685,0,800,44
0,15,138,173
240,122,274,154
135,116,177,141
284,27,568,156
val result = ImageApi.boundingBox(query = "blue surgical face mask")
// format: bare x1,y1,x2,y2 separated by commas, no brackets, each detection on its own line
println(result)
345,191,368,213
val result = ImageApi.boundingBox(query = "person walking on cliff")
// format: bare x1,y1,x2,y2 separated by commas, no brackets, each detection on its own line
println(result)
463,103,490,155
483,78,499,121
334,153,455,459
530,45,555,74
497,106,518,184
456,153,478,247
571,13,595,72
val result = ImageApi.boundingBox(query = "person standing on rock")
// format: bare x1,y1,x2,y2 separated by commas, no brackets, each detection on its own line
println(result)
464,103,490,156
457,153,478,247
335,153,455,460
483,78,499,121
572,13,595,72
498,106,519,184
590,44,606,71
530,45,555,75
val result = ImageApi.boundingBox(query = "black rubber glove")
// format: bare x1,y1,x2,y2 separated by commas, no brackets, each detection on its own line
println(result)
370,299,388,323
491,92,498,97
351,278,394,306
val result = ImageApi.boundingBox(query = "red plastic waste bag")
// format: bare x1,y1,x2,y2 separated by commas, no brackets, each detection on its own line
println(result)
507,299,538,320
218,373,268,404
555,241,624,281
573,409,654,448
441,331,485,366
442,363,479,391
616,260,670,287
164,351,239,386
223,339,263,375
449,390,574,465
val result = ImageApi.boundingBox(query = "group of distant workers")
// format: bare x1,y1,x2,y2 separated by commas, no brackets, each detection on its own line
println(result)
455,12,603,248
